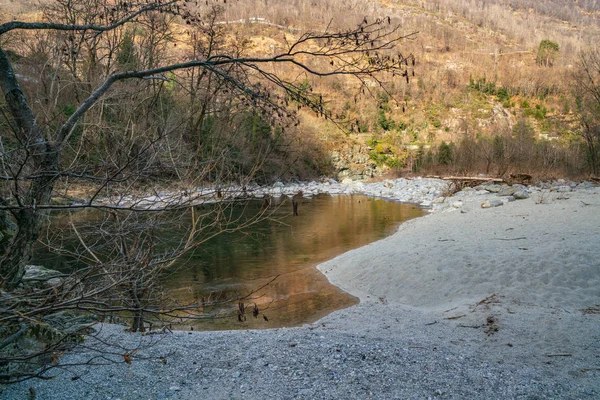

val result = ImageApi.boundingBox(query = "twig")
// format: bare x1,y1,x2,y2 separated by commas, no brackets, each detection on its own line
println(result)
457,324,482,329
445,315,466,320
475,294,499,307
424,321,438,326
491,237,527,241
70,219,117,286
546,353,573,357
580,367,600,372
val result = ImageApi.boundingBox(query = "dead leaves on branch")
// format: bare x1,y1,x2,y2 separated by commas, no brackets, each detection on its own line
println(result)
122,349,138,364
237,302,268,323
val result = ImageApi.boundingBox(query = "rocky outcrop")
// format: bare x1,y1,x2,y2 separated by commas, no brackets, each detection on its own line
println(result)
330,144,380,181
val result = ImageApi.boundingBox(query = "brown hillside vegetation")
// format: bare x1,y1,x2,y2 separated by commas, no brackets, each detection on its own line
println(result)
188,0,600,177
1,0,599,179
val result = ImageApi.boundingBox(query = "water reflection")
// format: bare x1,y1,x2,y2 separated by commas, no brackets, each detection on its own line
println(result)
34,195,425,331
163,195,425,330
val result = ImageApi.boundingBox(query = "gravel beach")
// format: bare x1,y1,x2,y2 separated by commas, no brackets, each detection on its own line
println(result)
4,179,600,399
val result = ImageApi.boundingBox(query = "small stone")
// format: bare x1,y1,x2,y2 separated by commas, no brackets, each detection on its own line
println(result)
481,199,503,208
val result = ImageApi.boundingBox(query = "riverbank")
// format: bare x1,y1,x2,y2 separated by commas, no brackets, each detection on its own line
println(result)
4,180,600,399
91,177,452,210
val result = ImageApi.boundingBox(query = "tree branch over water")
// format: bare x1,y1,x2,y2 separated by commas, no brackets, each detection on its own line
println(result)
0,0,415,383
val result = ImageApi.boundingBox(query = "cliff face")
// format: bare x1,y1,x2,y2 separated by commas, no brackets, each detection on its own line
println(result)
330,145,377,181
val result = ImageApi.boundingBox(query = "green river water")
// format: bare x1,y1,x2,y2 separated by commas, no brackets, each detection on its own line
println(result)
34,194,425,330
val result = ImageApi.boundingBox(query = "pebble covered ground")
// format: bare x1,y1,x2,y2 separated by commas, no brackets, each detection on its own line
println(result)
5,302,599,400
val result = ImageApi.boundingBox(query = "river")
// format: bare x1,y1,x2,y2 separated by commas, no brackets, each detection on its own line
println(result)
34,194,425,330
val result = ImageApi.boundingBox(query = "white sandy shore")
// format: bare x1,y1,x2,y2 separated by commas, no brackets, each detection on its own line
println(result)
4,183,600,399
319,186,600,312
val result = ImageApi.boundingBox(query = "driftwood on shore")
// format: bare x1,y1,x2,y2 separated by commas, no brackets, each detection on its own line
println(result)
427,176,505,182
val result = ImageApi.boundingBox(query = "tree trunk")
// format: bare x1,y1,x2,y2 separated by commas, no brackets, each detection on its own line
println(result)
1,158,55,289
1,209,47,289
0,47,57,290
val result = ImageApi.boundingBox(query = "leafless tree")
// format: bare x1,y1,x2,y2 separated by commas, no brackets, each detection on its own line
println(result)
572,48,600,175
0,0,415,383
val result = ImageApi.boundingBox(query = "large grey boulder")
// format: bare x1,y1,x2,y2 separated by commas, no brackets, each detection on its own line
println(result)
497,186,518,196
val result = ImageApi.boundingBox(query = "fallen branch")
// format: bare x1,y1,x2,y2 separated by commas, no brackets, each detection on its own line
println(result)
457,324,483,329
546,353,573,357
491,237,527,241
428,176,504,182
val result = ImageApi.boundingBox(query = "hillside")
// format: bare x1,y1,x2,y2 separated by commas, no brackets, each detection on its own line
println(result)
210,0,600,178
1,0,599,179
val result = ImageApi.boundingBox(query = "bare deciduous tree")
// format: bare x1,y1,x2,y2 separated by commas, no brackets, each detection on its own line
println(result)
0,0,415,383
573,48,600,175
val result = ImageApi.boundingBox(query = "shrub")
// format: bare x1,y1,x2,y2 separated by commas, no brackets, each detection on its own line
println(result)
437,141,454,165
